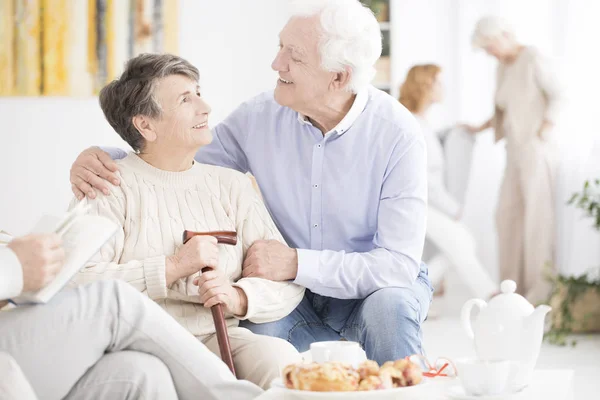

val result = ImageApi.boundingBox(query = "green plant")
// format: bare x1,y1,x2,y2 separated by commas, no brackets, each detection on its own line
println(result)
545,179,600,346
360,0,390,22
567,179,600,230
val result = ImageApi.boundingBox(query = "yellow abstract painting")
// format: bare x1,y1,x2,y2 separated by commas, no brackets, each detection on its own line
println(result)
0,0,179,96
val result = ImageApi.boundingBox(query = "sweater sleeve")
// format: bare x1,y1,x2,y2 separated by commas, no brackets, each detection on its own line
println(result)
492,64,507,142
533,51,563,123
68,181,168,300
230,176,305,323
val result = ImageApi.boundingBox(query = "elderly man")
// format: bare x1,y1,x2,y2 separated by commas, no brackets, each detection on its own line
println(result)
0,234,263,399
70,0,432,364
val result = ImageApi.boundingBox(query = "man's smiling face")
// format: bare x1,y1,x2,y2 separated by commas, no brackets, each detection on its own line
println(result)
271,15,336,112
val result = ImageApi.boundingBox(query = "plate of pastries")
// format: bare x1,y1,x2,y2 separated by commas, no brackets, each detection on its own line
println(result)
271,359,425,398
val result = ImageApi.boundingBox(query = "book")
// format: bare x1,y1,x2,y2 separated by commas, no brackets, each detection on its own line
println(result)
9,202,118,305
0,230,12,245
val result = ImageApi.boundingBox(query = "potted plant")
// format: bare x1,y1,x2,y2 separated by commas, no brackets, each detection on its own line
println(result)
546,179,600,345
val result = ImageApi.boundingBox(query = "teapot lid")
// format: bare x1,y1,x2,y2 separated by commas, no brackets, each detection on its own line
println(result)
487,280,534,317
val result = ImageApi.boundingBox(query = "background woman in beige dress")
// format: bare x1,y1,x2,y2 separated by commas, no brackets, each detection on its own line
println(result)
464,16,563,303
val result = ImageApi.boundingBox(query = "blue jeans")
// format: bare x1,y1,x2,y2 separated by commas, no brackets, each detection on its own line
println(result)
240,263,433,365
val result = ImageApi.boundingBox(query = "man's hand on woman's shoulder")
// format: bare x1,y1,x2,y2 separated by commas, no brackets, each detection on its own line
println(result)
70,147,120,200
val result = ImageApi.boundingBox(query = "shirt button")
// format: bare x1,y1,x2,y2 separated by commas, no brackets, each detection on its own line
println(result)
317,144,322,148
313,184,319,188
313,224,318,228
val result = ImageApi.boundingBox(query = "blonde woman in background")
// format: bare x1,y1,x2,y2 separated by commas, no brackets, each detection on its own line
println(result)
464,16,563,303
399,64,497,301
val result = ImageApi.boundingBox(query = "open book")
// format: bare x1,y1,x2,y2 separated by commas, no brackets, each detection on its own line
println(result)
9,202,118,305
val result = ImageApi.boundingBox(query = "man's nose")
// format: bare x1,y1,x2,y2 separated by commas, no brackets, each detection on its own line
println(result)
271,50,287,72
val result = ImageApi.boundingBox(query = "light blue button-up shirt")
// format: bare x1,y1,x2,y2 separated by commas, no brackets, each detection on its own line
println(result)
106,86,427,299
195,86,427,299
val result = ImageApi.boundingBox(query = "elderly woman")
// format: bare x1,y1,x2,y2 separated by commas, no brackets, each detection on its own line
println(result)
399,64,497,301
70,53,304,389
464,16,563,302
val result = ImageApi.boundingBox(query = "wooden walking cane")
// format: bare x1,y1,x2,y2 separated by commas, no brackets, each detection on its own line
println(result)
183,230,237,376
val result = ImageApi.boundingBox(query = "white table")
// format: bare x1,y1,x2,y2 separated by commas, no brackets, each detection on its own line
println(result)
256,369,574,400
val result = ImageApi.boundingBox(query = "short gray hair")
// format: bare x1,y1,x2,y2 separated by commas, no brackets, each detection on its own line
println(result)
288,0,382,93
471,16,516,48
99,53,199,151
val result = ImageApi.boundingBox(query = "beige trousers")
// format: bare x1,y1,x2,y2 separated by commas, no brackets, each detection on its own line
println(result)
201,327,302,390
496,139,557,303
0,280,264,400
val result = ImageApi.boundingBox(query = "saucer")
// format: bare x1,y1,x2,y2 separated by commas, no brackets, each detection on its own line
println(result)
447,385,513,399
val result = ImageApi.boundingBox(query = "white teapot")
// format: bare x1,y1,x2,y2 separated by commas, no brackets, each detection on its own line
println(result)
461,280,551,392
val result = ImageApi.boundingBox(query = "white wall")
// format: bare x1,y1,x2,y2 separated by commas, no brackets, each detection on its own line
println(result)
0,0,289,235
178,0,289,123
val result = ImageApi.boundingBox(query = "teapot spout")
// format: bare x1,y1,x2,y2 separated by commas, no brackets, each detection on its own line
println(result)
525,304,552,331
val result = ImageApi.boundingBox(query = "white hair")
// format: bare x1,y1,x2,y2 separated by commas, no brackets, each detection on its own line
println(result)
288,0,382,93
471,16,516,48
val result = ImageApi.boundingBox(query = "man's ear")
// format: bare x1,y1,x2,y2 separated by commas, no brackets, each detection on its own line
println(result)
331,67,352,91
132,115,157,142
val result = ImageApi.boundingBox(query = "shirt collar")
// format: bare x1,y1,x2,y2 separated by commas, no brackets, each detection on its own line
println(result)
296,88,369,136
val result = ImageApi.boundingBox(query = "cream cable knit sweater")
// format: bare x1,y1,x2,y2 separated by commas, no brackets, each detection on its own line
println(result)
70,153,305,337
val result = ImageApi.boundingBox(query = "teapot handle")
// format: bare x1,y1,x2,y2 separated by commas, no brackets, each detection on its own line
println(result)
460,299,487,339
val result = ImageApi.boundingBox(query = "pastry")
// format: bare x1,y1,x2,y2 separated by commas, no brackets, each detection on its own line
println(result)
380,362,406,387
357,360,379,380
282,358,423,392
358,375,384,391
401,360,423,386
283,362,360,392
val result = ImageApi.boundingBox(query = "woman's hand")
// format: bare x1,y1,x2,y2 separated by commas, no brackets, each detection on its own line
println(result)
458,123,481,134
458,118,492,135
537,120,554,140
166,236,219,286
70,147,120,200
194,269,248,316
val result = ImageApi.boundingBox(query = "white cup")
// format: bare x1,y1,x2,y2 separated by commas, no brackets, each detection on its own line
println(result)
455,358,510,396
309,341,367,367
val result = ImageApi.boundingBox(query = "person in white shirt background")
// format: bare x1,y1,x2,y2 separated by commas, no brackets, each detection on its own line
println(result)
0,234,264,400
399,64,497,302
463,16,563,303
